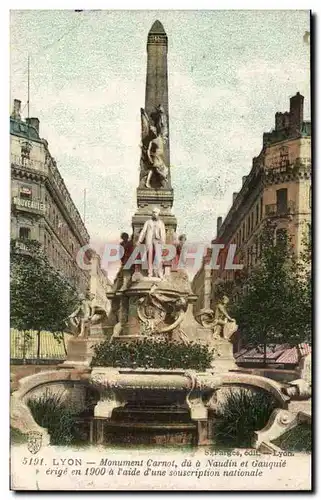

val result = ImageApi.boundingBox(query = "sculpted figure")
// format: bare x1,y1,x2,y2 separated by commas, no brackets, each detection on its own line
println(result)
213,295,237,340
173,233,187,269
140,107,168,188
137,284,188,337
65,292,93,339
151,104,168,142
195,295,237,340
114,232,134,291
138,207,166,278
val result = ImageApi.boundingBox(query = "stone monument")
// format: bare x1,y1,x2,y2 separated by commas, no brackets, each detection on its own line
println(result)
132,20,177,245
195,295,238,371
62,291,108,368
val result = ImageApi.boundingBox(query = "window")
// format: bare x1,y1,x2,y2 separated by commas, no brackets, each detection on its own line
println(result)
256,204,259,225
276,188,288,214
276,228,287,247
19,227,30,240
251,212,254,232
260,197,263,220
20,186,32,200
309,186,312,209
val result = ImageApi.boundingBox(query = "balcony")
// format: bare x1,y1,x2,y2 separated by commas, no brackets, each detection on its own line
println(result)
265,200,296,217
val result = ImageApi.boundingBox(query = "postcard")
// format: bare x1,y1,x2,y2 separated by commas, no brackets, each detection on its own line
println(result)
10,9,312,491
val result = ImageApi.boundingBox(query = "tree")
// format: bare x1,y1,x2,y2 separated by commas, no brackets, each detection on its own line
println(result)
231,222,311,364
10,239,79,359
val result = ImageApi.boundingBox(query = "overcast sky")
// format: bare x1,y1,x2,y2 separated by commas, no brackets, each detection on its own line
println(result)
10,10,310,254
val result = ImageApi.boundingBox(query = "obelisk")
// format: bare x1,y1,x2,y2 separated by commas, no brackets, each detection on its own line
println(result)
132,20,177,243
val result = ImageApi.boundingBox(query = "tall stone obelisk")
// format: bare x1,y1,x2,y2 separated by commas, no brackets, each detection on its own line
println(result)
132,20,177,243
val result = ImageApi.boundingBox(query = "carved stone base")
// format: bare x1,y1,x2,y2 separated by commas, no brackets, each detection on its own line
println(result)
210,339,237,372
62,335,105,368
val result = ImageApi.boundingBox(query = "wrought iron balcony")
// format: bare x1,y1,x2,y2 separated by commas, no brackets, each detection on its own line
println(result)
265,200,296,217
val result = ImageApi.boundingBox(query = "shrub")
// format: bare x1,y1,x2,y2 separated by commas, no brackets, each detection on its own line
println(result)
213,388,277,448
91,338,213,371
273,423,311,452
27,390,81,446
10,427,28,444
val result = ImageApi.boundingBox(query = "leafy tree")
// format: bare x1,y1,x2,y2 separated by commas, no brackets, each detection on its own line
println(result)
10,239,79,358
231,222,311,363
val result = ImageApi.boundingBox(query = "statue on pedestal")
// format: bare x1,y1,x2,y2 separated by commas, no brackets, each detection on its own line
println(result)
65,292,109,339
65,293,93,339
196,295,237,341
140,107,168,189
138,207,166,278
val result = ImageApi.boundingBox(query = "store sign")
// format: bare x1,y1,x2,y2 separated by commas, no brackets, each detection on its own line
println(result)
13,197,46,211
20,186,32,195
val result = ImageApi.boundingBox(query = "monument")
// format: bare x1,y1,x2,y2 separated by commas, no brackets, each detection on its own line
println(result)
10,19,310,458
132,20,177,245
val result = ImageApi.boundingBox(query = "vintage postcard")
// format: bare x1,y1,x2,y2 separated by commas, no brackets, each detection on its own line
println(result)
10,9,312,491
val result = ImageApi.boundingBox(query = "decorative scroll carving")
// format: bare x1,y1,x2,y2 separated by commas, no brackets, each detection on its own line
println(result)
137,284,188,335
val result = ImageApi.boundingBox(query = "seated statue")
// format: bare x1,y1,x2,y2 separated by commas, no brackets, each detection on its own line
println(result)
195,295,237,341
65,293,93,339
213,295,237,340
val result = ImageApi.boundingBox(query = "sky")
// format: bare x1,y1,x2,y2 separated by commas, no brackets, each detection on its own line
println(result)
10,10,310,259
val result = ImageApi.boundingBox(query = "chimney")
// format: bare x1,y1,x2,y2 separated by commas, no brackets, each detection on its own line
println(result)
11,99,21,120
275,112,283,131
26,117,40,134
242,176,247,185
233,192,238,203
217,216,222,235
289,92,304,135
283,111,290,128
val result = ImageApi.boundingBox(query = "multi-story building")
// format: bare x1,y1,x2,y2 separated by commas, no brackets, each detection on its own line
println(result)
10,98,90,293
193,92,311,312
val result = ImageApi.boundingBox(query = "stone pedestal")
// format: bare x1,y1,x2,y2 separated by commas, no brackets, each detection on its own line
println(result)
210,339,237,372
62,335,105,368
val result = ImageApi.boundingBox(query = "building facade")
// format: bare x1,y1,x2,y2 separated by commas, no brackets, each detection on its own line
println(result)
10,99,90,294
193,92,311,312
